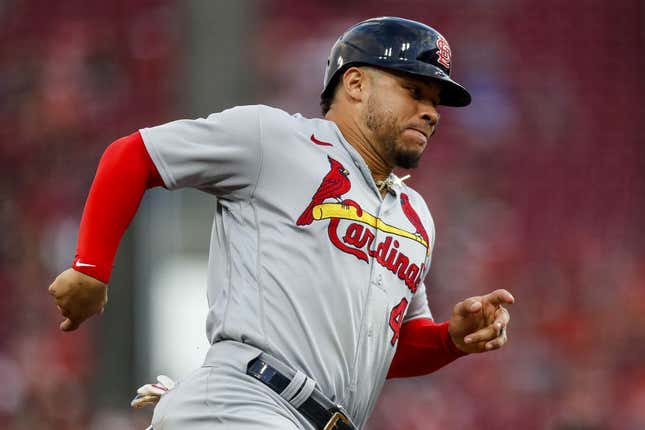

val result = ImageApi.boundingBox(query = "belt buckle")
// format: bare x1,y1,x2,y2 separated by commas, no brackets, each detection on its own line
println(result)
323,409,350,430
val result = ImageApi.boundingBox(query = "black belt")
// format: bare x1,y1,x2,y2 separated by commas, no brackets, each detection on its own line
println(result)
247,355,356,430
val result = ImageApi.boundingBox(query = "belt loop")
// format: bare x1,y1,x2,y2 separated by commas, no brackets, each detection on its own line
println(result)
289,377,316,408
280,370,307,402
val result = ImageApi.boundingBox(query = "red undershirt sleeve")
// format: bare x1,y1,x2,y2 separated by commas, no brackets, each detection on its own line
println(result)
387,318,468,379
71,131,164,283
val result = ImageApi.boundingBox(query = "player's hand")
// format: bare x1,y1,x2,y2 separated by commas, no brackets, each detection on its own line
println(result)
131,375,175,409
48,268,108,331
448,289,514,354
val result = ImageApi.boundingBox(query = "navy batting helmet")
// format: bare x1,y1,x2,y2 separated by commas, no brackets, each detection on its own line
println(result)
322,17,471,107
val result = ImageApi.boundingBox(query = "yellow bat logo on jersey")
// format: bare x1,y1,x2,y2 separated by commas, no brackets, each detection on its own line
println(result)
311,203,428,249
296,156,431,294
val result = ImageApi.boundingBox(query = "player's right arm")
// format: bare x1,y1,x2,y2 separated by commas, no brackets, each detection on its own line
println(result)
48,131,164,331
49,106,264,331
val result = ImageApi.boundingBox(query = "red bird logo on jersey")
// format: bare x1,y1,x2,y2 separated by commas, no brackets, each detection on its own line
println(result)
297,156,351,225
400,193,429,245
310,134,334,146
297,160,428,296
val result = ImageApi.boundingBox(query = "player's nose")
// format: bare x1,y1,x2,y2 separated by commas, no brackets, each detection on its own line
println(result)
418,101,440,129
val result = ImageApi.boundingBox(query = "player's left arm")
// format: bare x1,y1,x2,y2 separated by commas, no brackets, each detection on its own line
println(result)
387,317,465,378
387,289,514,378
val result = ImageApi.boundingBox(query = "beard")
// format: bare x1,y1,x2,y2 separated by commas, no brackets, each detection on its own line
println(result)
365,94,423,169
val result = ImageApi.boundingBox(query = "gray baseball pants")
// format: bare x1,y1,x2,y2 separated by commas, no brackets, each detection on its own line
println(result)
149,341,316,430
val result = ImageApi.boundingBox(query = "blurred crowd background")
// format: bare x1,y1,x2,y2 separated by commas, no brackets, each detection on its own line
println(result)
1,1,643,429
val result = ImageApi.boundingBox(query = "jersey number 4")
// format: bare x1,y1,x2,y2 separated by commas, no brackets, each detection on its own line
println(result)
388,297,408,345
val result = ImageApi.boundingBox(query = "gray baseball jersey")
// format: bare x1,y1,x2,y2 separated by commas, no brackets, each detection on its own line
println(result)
140,105,436,429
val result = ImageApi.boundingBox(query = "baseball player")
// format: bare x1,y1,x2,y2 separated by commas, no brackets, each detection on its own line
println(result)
48,17,514,430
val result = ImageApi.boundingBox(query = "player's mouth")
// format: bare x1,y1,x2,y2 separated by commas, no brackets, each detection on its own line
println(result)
404,127,430,146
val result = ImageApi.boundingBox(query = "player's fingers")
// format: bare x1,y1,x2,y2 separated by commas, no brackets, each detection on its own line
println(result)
135,399,159,408
48,280,64,298
483,289,515,306
131,394,161,409
453,297,482,317
464,320,503,345
48,271,71,297
57,305,72,318
484,326,508,351
60,318,80,332
494,306,510,327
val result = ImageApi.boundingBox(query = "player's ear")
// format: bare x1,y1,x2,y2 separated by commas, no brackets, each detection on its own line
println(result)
341,67,368,102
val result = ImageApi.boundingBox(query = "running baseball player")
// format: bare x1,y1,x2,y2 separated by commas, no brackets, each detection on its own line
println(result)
48,17,514,430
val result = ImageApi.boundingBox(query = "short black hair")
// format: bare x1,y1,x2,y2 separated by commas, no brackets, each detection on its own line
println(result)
320,93,333,116
320,74,341,116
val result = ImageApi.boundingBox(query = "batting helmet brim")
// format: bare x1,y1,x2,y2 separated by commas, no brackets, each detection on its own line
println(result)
326,60,471,107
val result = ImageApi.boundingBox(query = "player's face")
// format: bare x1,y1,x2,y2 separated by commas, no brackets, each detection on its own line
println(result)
363,69,441,169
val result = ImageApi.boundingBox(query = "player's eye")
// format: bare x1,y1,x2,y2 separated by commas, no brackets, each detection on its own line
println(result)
407,86,422,100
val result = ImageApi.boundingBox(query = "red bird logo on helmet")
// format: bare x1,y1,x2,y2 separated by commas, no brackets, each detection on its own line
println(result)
400,193,429,245
297,156,351,225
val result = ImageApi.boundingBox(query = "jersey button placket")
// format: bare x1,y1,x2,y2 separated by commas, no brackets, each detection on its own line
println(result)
367,275,382,338
373,274,381,291
350,194,382,392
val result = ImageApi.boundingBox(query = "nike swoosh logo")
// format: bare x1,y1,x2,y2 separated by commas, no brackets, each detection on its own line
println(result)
75,261,96,268
310,134,334,147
